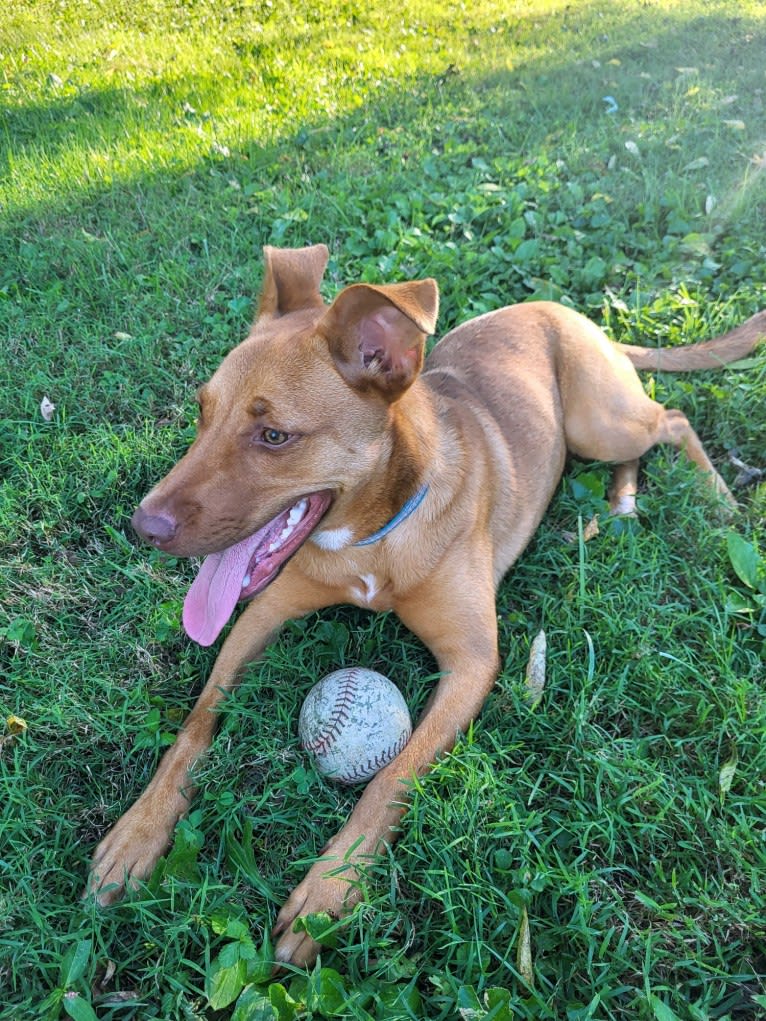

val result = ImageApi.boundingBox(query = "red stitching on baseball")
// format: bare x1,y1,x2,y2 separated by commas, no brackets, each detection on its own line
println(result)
337,729,410,784
304,669,360,756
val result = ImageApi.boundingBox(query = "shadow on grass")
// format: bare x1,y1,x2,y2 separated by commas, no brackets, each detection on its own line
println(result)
2,4,764,427
3,2,765,219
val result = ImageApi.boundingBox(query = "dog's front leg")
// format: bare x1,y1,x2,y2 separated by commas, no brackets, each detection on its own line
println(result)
273,565,500,967
88,567,335,905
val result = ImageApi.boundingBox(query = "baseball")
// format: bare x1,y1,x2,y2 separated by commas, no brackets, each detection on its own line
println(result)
299,668,412,785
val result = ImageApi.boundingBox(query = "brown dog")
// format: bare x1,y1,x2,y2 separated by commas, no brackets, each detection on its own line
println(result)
89,244,764,966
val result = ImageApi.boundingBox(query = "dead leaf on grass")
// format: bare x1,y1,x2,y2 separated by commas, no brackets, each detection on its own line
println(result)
40,396,55,421
516,905,534,987
0,715,28,754
583,516,600,541
719,750,738,804
101,959,117,987
524,630,547,709
683,156,710,172
728,452,763,488
7,715,28,735
563,515,600,544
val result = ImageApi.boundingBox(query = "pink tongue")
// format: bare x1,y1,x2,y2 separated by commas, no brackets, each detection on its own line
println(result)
182,531,264,647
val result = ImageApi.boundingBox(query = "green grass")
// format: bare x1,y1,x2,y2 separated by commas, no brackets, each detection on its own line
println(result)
1,0,765,1017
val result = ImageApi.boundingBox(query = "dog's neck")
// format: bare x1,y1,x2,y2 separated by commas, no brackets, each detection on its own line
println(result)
353,484,430,546
313,381,439,550
365,381,437,537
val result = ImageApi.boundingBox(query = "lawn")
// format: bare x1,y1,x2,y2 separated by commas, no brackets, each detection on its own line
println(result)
1,0,765,1018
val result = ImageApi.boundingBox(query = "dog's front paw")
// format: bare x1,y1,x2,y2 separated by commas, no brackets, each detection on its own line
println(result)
86,796,178,905
272,858,363,968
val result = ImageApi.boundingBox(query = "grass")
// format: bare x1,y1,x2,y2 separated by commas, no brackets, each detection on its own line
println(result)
1,0,765,1017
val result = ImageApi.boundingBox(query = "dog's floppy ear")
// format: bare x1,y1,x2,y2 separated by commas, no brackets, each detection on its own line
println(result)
257,244,330,318
318,279,439,400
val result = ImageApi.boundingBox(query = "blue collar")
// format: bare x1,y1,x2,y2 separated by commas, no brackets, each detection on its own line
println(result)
353,484,429,547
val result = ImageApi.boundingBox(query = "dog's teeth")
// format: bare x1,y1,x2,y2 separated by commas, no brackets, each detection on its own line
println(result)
241,574,251,589
262,501,308,559
288,499,308,525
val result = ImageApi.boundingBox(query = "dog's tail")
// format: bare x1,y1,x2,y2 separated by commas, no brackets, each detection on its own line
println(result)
620,309,766,372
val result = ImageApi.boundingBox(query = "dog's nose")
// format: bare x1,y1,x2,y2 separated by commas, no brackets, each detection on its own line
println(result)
132,506,179,547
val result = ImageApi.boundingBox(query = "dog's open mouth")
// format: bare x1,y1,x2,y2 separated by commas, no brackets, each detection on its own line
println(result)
182,491,332,646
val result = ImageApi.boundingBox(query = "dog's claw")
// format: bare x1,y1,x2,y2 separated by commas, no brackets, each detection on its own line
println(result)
87,792,180,906
271,860,361,968
273,883,309,936
273,929,322,971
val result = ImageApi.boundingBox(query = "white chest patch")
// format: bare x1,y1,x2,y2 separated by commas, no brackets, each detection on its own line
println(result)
352,574,380,606
310,525,353,551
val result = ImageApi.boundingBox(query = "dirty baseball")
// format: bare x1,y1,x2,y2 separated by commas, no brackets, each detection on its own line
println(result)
299,668,412,785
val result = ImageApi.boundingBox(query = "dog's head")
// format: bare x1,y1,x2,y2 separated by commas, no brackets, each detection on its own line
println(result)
131,244,438,644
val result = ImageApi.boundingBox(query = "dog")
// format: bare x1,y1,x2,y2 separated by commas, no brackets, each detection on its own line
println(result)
89,243,765,967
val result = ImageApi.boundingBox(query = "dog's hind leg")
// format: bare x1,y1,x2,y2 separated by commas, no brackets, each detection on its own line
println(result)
608,459,640,516
655,407,735,507
602,406,735,514
564,367,735,510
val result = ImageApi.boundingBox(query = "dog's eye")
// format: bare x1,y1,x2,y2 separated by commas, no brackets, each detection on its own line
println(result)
261,428,291,446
